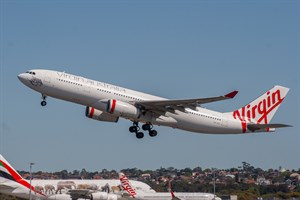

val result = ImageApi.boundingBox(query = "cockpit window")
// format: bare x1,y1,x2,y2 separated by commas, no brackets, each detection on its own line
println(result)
26,71,36,75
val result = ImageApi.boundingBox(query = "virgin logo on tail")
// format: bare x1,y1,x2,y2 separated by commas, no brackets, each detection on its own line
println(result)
120,174,137,198
232,86,289,132
233,89,283,123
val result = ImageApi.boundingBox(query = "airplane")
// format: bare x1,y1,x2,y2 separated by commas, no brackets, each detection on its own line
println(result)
119,172,221,200
18,69,291,139
0,154,154,200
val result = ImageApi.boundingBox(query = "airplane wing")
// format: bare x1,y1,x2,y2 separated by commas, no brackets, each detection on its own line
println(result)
136,91,238,112
247,124,292,132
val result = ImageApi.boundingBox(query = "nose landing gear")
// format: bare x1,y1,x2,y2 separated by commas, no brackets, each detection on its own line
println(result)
41,94,47,106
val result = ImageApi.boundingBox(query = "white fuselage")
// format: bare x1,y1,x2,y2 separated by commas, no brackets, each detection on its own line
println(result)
0,177,154,200
18,69,244,134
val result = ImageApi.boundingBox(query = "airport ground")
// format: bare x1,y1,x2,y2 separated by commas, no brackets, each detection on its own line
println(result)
1,163,300,200
1,192,299,200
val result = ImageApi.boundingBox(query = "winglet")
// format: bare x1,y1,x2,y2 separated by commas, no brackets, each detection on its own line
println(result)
225,90,238,99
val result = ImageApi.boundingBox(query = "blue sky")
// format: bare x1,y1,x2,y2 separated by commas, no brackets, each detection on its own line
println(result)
1,1,299,172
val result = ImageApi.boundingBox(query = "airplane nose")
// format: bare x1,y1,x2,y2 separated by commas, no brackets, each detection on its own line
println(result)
17,73,23,80
17,73,27,83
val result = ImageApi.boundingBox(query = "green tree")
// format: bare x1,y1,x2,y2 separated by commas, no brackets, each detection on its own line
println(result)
80,168,88,178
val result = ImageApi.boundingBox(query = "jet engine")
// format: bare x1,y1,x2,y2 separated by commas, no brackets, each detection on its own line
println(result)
86,107,119,122
47,194,74,200
106,99,141,120
90,192,117,200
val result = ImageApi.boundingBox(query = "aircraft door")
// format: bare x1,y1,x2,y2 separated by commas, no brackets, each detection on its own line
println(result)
43,72,55,88
43,72,51,84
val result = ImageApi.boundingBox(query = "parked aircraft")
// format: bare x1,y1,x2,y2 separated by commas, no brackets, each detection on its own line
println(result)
18,69,290,139
0,154,154,200
119,172,221,200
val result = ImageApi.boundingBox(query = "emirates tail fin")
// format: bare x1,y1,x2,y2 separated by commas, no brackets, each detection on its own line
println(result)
0,154,34,192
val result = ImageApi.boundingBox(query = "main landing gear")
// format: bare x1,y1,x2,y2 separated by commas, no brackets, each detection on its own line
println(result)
41,94,47,106
129,122,158,139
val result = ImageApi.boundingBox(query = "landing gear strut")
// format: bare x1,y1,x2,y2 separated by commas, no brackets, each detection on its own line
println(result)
129,122,158,139
41,94,47,106
129,122,144,139
142,123,158,137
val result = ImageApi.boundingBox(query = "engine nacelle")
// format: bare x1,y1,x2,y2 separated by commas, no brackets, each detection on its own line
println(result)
90,192,117,200
86,107,119,122
106,99,140,120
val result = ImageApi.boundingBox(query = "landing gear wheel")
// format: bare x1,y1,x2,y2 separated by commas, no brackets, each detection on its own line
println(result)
129,126,138,133
149,130,158,137
136,132,144,139
41,101,47,106
142,124,151,131
41,94,47,106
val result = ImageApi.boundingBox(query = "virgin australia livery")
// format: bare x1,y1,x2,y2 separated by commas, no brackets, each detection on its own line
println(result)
119,173,221,200
18,69,290,139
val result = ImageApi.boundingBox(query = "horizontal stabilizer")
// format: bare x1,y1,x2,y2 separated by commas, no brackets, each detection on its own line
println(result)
247,124,292,132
